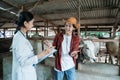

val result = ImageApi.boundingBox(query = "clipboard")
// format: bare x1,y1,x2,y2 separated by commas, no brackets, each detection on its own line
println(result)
38,49,57,62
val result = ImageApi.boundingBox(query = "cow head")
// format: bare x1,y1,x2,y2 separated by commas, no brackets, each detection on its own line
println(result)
78,39,90,63
78,38,98,63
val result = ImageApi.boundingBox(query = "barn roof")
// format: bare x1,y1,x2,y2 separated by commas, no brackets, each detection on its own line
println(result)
0,0,120,31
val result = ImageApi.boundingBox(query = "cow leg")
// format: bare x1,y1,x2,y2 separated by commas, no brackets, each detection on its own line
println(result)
117,56,120,65
109,55,112,64
88,50,97,62
98,55,101,62
116,56,118,65
105,54,108,63
118,57,120,65
105,50,110,63
117,54,120,65
110,55,116,64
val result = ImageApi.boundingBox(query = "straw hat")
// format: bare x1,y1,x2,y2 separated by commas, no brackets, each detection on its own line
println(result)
63,17,80,29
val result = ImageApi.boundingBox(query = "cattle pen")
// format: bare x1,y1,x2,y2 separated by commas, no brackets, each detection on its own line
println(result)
0,0,120,80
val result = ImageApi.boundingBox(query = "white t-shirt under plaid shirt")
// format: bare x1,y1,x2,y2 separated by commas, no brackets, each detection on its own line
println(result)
61,35,75,71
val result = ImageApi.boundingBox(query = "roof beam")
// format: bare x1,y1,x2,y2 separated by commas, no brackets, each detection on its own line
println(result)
35,22,116,27
35,16,115,22
81,24,115,26
0,15,15,21
0,23,117,29
53,28,111,31
34,15,58,27
0,21,14,23
34,17,116,26
80,28,111,31
51,18,115,26
81,18,115,25
40,17,58,27
0,17,116,27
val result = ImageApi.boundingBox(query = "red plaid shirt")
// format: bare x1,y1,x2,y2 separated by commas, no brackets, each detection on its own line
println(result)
53,32,80,71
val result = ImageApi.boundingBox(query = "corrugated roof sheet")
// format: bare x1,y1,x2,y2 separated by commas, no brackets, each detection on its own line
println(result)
0,0,119,31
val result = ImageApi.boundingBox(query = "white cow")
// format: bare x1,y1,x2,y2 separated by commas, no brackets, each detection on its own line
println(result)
79,37,100,63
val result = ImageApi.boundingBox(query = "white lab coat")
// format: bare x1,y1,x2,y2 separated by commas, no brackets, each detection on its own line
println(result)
11,31,38,80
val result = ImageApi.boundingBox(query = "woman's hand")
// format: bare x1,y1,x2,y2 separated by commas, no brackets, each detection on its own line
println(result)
44,40,53,48
44,46,55,54
37,46,55,59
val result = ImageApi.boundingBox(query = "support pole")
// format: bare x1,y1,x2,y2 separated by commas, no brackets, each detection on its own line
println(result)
85,25,88,36
46,21,48,36
77,0,81,36
76,0,81,70
111,27,116,38
44,21,48,37
3,28,6,38
36,27,38,34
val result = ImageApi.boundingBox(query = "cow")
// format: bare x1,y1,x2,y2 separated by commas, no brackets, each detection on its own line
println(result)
106,36,120,65
78,37,100,63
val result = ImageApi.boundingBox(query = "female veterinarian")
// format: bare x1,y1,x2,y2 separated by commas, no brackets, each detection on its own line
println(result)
11,11,54,80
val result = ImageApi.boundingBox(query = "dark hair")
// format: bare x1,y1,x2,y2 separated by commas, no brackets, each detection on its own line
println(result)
73,24,76,28
15,11,34,34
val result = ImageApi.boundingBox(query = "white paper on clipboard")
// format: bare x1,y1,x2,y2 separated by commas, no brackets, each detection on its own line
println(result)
38,49,57,63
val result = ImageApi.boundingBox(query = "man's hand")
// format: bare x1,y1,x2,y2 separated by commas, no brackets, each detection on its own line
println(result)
70,51,79,57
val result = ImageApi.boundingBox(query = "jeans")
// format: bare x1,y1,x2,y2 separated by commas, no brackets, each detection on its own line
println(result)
54,67,76,80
